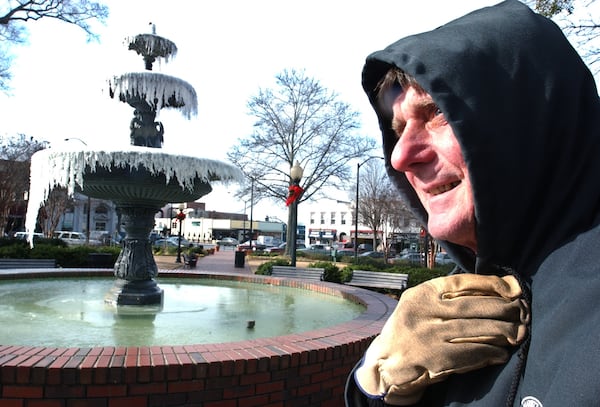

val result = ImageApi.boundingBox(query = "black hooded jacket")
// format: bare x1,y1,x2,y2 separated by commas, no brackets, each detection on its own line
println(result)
354,1,600,406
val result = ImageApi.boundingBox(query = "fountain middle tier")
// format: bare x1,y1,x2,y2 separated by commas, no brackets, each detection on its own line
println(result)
26,147,244,306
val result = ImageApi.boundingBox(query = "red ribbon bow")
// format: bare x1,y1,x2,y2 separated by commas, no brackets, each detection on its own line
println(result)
286,185,304,206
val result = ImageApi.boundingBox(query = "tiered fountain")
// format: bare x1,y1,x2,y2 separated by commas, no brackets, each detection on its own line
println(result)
26,28,243,306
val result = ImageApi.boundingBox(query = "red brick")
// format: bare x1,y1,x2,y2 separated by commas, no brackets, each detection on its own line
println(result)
238,394,271,407
256,379,284,394
27,400,63,407
239,371,270,386
2,385,43,398
108,396,147,407
129,381,168,395
0,400,23,407
87,384,127,398
222,384,255,399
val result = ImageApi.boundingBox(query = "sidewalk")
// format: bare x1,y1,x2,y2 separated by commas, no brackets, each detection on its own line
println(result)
154,247,322,275
154,247,257,274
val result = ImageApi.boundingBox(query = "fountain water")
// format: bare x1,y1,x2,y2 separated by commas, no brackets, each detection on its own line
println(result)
25,29,243,306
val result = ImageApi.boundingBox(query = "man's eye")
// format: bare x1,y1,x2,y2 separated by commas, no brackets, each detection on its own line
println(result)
434,107,443,116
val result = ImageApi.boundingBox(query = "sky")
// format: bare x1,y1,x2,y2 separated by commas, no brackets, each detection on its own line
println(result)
1,0,507,220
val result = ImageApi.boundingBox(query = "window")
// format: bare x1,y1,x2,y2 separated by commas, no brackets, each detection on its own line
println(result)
310,212,315,225
95,204,108,214
341,212,347,225
320,212,325,225
330,212,336,225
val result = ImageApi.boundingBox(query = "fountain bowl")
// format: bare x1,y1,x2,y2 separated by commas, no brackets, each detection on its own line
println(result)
0,268,397,406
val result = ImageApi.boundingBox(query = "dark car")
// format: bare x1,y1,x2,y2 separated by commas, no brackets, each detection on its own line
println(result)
237,240,267,251
394,252,424,265
217,237,239,246
336,248,357,257
264,242,306,254
359,251,385,258
153,236,192,248
357,243,374,252
298,244,332,256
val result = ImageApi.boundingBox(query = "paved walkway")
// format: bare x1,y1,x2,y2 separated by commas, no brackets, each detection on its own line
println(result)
155,246,256,274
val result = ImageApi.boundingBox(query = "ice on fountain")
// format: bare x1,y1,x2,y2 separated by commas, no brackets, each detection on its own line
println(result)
125,33,178,62
109,72,198,118
25,146,244,245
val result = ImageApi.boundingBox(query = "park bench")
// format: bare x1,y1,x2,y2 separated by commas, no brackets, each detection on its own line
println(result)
271,265,324,282
346,269,408,291
0,258,56,269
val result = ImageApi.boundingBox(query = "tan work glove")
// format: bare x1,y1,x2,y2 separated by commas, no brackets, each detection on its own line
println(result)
355,273,530,406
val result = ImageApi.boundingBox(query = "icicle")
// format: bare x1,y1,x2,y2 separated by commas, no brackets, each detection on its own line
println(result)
25,146,244,247
108,72,198,118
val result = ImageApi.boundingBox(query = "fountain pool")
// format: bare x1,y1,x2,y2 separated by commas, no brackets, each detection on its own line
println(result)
0,268,397,406
0,276,365,347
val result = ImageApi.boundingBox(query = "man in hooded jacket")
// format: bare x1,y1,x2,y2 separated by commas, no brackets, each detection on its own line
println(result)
346,1,600,406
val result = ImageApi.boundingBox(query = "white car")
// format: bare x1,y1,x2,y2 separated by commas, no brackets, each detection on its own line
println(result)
53,231,101,246
13,232,44,240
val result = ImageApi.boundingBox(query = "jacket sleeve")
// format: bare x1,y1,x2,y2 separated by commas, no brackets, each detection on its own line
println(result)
345,357,448,407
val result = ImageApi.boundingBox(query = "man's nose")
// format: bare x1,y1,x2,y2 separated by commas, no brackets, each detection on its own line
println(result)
390,121,431,172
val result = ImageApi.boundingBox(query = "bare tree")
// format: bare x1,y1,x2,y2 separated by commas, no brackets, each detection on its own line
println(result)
0,0,109,91
358,159,421,261
357,159,389,255
38,186,71,236
531,0,600,73
0,134,48,234
228,69,377,250
534,0,575,16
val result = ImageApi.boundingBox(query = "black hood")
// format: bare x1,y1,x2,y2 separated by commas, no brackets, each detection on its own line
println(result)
362,0,600,275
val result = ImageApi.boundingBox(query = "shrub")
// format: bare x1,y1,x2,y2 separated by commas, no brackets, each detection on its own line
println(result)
0,241,121,268
403,267,449,287
308,261,343,283
255,258,290,275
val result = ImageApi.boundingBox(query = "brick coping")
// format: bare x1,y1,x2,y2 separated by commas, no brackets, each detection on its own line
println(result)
0,269,397,382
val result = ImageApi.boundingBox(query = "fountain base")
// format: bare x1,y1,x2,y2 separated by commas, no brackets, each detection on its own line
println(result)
105,278,164,306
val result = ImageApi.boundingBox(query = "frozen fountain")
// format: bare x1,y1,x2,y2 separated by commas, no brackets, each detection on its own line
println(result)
4,28,397,407
25,29,243,306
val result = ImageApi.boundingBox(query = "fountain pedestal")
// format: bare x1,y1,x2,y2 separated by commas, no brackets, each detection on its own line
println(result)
81,165,212,306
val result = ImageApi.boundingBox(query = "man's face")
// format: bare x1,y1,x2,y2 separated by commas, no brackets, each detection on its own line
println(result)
389,86,477,252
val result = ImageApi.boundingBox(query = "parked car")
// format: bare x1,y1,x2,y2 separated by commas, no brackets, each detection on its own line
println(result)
298,244,332,256
435,252,456,265
153,236,192,249
357,243,374,252
359,251,385,258
264,242,306,254
237,240,267,251
53,231,102,246
216,237,239,246
13,232,44,241
336,248,357,257
394,252,424,265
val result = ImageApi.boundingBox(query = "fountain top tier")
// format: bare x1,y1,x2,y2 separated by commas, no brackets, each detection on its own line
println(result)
25,29,243,243
126,25,178,70
108,28,197,147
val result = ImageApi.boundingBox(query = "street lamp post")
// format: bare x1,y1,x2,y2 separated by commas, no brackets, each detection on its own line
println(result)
175,206,186,263
289,161,304,267
249,177,254,251
354,156,384,262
